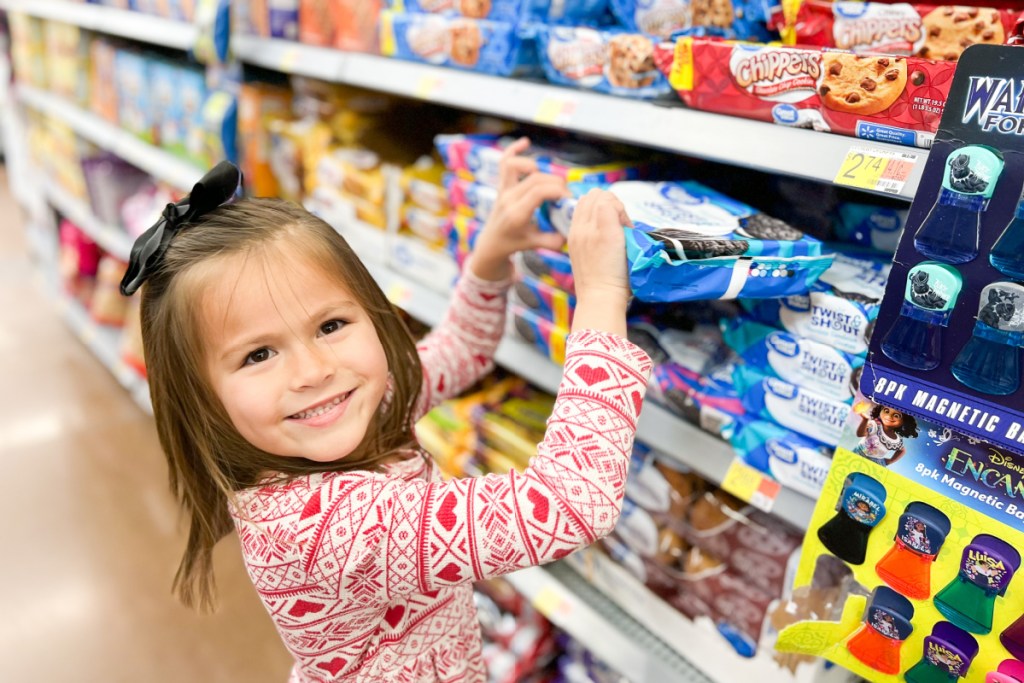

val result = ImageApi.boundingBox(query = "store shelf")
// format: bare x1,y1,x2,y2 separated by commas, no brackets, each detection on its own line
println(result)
43,181,134,261
16,85,203,190
507,563,712,682
57,294,152,415
0,0,197,51
232,35,926,201
360,245,814,531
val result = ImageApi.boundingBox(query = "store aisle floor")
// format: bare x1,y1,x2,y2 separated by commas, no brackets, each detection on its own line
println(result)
0,167,294,682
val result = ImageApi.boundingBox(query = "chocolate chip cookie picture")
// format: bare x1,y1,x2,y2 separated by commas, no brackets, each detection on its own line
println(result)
919,6,1004,61
449,20,483,66
607,34,657,89
459,0,491,19
691,0,735,28
819,54,907,116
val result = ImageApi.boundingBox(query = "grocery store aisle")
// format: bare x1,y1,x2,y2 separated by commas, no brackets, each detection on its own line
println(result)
0,168,294,682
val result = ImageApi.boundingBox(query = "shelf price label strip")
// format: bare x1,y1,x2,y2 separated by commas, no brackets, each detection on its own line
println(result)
834,145,919,195
721,458,782,513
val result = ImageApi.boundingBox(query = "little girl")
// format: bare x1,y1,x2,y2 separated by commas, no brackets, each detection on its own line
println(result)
853,404,919,467
123,139,651,682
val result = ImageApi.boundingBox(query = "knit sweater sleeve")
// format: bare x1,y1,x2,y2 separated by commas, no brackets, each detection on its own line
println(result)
287,330,651,601
413,270,511,420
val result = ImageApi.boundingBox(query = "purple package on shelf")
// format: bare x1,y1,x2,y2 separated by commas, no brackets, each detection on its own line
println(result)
269,0,299,40
81,153,152,228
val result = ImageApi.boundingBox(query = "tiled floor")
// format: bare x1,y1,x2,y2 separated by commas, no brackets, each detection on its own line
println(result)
0,167,294,681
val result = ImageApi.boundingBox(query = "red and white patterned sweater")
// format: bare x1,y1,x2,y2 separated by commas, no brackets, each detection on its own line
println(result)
230,271,652,683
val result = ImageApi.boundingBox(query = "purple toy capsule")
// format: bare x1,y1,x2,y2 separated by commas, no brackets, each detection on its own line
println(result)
934,534,1021,635
904,622,979,683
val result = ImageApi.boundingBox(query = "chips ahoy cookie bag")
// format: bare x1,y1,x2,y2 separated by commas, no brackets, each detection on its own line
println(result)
612,0,774,40
380,11,539,76
538,26,672,99
397,0,611,24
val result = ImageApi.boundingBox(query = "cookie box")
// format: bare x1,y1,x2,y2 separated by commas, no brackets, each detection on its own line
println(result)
402,158,449,214
736,370,852,446
404,204,450,244
721,317,865,399
790,1,1017,61
446,174,498,221
726,417,833,497
514,247,575,294
435,133,647,187
380,11,539,77
537,26,672,100
512,275,576,326
628,317,727,375
650,359,743,436
397,0,611,24
270,0,300,40
610,0,775,40
300,0,381,53
654,36,958,149
740,250,891,355
446,213,482,268
510,303,569,364
114,49,153,142
150,60,183,152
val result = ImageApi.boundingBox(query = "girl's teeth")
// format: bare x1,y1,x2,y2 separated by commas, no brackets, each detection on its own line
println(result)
294,395,344,419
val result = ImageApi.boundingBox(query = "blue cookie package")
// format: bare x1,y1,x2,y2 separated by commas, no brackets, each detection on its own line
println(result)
727,418,833,498
537,26,671,100
609,0,773,41
721,317,865,399
736,369,851,447
399,0,610,24
380,11,539,77
740,250,890,355
543,180,832,302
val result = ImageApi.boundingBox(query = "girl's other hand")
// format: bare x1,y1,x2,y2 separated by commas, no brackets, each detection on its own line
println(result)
468,137,570,281
568,189,633,337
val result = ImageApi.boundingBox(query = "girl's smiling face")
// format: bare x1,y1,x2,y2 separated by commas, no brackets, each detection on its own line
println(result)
879,407,904,430
200,244,389,463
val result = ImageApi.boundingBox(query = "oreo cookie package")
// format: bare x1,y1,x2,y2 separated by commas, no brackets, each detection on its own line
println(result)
543,180,833,302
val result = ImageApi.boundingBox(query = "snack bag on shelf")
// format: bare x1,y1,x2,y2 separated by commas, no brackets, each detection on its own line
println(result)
512,276,577,327
9,13,48,90
90,256,130,327
380,11,539,76
654,36,957,149
447,213,482,268
233,0,270,36
721,317,865,399
201,89,239,167
90,38,120,124
790,1,1016,61
514,248,575,294
401,156,450,215
436,133,646,187
472,386,554,471
81,153,153,228
298,0,337,46
735,370,851,446
169,0,197,21
446,174,498,221
270,0,300,40
726,417,833,497
178,66,210,165
239,82,294,198
650,357,744,436
509,304,570,364
58,220,101,305
403,205,450,244
397,0,611,24
610,0,775,40
740,250,891,355
537,26,672,100
833,200,908,253
40,118,89,201
150,59,184,152
114,49,154,142
45,22,91,107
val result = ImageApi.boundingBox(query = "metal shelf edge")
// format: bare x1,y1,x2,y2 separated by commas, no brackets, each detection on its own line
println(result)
0,0,197,51
232,35,924,201
43,181,134,261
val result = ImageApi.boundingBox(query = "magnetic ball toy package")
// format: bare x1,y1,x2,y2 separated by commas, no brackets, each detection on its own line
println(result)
380,11,539,77
727,417,834,497
537,26,672,100
722,317,866,399
654,36,958,149
435,133,646,188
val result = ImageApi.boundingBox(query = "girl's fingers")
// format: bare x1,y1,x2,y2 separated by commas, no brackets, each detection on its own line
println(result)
527,230,567,253
498,157,539,191
508,173,570,208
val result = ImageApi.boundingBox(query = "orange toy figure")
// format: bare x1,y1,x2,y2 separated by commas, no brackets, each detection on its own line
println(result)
875,502,951,600
846,585,915,675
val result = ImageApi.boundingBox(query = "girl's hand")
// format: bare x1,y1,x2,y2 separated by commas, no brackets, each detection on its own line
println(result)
568,188,633,337
468,137,570,281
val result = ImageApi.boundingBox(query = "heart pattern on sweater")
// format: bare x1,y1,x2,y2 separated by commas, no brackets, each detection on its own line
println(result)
384,604,405,628
437,562,462,583
575,364,609,386
632,390,643,415
317,658,347,676
438,491,458,532
527,488,549,523
289,599,325,618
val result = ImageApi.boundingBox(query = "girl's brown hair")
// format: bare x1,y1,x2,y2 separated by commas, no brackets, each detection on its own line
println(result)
140,198,422,612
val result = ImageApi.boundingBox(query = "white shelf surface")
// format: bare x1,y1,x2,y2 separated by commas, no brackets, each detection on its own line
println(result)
362,252,815,531
58,294,152,415
233,35,926,201
506,563,712,682
16,85,203,190
43,181,134,261
0,0,197,51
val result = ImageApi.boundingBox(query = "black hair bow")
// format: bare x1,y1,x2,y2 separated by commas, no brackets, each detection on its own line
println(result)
119,161,242,296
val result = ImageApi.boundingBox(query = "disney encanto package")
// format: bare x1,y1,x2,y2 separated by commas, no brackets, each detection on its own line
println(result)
775,46,1024,683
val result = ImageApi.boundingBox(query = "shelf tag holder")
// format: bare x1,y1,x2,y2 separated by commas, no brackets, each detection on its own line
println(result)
834,146,919,195
721,458,782,513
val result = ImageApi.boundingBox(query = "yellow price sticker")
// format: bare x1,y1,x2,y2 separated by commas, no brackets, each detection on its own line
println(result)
533,586,572,619
279,47,301,72
835,146,918,195
534,97,577,126
414,75,444,99
721,459,782,513
385,282,413,307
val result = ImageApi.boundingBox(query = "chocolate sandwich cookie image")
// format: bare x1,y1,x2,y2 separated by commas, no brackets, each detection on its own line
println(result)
845,585,915,675
904,622,979,683
951,282,1024,395
647,229,750,259
875,502,951,600
934,534,1021,635
880,262,962,371
817,472,886,565
915,145,1004,264
736,213,805,242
